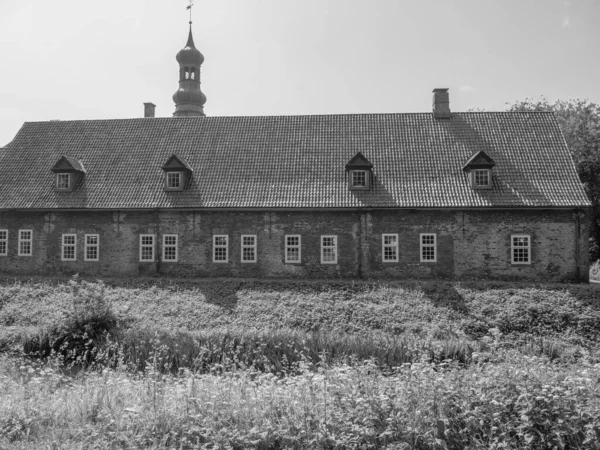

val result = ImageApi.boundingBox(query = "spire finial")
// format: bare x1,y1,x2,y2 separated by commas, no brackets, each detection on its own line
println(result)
186,0,194,25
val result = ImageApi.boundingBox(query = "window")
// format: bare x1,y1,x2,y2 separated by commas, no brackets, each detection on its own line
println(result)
0,230,7,256
321,235,338,264
56,173,70,190
285,235,301,263
139,234,155,262
351,170,367,188
18,230,32,256
166,172,181,189
61,234,77,261
213,235,229,263
472,169,492,189
382,234,399,262
241,235,257,263
162,234,178,262
511,234,531,265
420,233,437,262
84,234,99,261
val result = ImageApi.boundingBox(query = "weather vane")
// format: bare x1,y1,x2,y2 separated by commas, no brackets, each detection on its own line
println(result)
186,0,194,24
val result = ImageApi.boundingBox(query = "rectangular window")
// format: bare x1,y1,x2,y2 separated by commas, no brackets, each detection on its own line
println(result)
352,170,367,187
61,234,77,261
473,169,491,188
285,235,301,263
166,172,181,189
56,173,70,190
241,235,257,263
382,234,399,262
162,234,178,262
321,235,338,264
511,234,531,265
420,233,437,262
18,230,33,256
139,234,155,262
213,235,229,263
0,230,7,256
84,234,99,261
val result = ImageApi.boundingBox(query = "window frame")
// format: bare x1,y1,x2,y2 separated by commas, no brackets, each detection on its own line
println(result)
139,234,156,262
349,170,369,190
285,234,302,264
61,233,77,261
162,234,179,262
511,234,531,265
84,234,99,262
213,235,229,263
166,171,182,190
471,169,492,189
56,173,71,190
420,233,437,263
320,235,338,264
382,233,399,262
0,229,8,256
18,229,33,257
241,234,257,263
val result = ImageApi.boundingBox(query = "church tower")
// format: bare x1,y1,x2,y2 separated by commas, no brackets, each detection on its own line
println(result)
173,23,206,117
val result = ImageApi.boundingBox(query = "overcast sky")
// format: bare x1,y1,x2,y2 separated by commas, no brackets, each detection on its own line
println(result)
1,0,599,146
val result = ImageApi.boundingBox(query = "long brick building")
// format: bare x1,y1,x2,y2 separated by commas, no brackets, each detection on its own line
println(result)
0,25,591,281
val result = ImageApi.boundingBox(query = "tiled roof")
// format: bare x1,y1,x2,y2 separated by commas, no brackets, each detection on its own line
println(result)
0,113,590,209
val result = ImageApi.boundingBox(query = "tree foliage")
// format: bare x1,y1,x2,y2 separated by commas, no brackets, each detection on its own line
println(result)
508,98,600,261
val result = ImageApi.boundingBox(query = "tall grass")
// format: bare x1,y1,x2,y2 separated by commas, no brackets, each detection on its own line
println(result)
1,354,599,449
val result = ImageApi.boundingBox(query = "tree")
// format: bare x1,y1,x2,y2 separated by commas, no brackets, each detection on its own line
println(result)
508,98,600,261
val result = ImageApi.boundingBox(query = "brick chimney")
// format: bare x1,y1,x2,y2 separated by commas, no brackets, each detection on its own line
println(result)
144,102,156,118
432,89,450,119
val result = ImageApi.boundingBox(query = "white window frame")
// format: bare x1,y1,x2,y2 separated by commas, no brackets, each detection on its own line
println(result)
56,173,71,190
285,235,301,263
166,171,182,189
320,235,338,264
382,233,399,262
420,233,437,263
18,229,33,257
139,234,155,262
0,230,7,256
162,234,179,262
241,234,257,263
351,170,367,188
511,234,531,265
84,234,99,261
61,233,77,261
471,169,492,189
213,235,229,263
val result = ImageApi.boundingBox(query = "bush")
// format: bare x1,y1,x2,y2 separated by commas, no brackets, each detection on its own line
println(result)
23,277,117,366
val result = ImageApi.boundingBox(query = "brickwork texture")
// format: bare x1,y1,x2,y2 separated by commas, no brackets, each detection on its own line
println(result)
0,209,589,281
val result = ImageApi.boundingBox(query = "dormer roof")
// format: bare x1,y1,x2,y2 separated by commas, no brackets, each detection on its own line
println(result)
462,150,496,172
162,154,193,172
345,152,373,171
51,156,86,174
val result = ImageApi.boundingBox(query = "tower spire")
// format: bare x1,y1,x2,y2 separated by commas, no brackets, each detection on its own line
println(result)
173,2,206,117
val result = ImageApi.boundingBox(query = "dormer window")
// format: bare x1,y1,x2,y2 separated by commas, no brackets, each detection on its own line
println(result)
346,152,374,191
162,154,193,192
51,156,86,192
56,173,71,190
166,172,182,189
463,150,495,190
473,169,491,188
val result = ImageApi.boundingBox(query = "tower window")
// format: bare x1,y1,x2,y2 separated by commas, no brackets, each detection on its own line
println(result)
191,70,196,80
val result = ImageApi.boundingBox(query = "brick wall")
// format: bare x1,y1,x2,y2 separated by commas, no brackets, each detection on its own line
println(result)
0,208,589,281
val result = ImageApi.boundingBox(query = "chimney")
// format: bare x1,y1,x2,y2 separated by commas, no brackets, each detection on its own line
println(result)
144,102,156,118
432,88,450,119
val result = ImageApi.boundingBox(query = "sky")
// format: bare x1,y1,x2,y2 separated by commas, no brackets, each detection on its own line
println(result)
1,0,599,147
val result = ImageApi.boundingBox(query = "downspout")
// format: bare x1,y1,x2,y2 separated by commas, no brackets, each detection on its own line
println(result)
155,208,161,274
575,208,581,282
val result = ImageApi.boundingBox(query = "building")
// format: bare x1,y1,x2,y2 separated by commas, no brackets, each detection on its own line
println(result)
0,25,591,281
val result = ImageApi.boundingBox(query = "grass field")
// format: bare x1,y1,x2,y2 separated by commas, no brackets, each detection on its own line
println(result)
1,276,600,449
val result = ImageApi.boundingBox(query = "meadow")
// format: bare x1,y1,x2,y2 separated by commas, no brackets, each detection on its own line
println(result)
1,275,600,449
